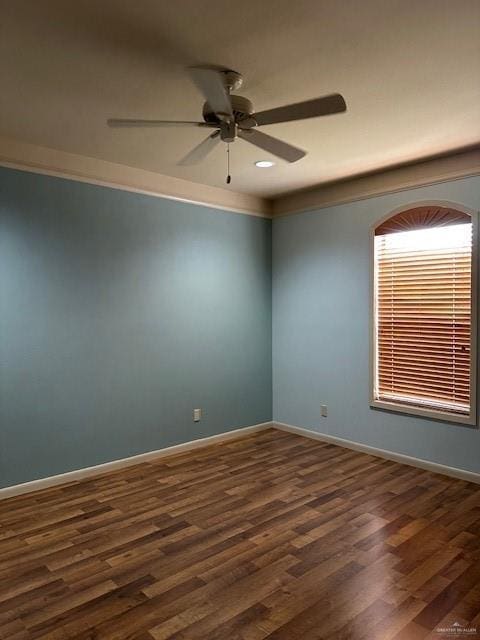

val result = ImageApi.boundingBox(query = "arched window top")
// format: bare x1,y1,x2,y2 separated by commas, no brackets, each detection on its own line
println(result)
375,205,471,236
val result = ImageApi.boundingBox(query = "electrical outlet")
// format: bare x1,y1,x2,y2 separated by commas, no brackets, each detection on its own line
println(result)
321,405,328,418
193,408,202,422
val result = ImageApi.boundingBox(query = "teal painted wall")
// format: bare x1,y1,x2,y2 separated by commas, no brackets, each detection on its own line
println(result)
3,166,479,488
0,167,272,488
273,176,480,474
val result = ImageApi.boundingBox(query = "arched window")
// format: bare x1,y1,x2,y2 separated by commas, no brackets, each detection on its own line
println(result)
371,204,477,424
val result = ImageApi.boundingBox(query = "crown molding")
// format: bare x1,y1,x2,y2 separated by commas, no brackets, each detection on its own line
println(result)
0,136,272,218
273,148,480,217
2,137,478,219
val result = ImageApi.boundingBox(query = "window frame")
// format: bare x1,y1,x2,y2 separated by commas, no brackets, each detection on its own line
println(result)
370,201,478,426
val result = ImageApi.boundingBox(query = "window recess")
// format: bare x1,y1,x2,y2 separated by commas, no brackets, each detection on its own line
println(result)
372,205,476,424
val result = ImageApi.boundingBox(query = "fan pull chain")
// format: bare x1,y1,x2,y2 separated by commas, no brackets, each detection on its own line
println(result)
226,144,231,184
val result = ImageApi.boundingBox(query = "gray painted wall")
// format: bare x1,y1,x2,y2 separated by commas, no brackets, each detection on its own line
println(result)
273,176,480,474
0,167,272,488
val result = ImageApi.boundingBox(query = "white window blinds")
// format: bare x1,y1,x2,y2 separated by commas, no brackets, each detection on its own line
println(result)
374,216,473,417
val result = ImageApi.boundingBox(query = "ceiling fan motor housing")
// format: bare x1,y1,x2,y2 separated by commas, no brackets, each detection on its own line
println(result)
202,95,254,125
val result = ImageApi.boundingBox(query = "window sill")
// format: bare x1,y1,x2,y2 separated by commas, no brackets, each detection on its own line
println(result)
370,398,476,427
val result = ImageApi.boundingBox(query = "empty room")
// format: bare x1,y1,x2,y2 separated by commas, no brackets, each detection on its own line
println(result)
1,1,480,638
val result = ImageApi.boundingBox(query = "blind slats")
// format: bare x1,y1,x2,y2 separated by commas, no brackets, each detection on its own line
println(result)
374,222,472,415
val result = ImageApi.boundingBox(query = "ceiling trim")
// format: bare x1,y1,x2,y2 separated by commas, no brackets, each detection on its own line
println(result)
0,136,272,218
1,136,478,220
273,148,480,216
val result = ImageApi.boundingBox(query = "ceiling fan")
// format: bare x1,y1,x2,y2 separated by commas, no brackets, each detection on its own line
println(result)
107,67,347,167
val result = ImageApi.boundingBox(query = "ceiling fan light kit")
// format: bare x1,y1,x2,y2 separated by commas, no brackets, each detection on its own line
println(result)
255,160,275,168
107,66,347,176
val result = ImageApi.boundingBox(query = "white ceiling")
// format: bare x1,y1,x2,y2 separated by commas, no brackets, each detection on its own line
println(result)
1,0,479,198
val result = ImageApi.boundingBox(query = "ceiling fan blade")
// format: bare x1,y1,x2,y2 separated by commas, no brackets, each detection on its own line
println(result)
107,119,211,128
253,93,347,126
188,67,233,120
178,131,221,166
238,129,305,163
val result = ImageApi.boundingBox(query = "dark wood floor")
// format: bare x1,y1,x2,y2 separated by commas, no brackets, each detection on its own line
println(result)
1,428,480,639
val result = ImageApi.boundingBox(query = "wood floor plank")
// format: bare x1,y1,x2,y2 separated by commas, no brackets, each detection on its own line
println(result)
1,428,479,639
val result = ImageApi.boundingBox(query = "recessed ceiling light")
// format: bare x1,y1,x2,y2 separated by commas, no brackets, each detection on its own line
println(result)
255,160,275,168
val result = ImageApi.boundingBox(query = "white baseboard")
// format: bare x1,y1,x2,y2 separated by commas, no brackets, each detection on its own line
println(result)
0,421,273,500
273,421,480,485
5,419,478,500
